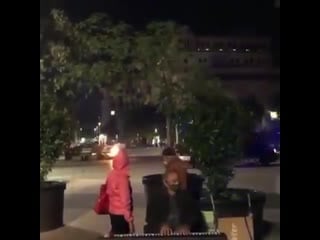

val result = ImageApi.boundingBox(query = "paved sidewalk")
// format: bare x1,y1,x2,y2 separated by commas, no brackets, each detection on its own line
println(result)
42,187,279,240
42,160,279,240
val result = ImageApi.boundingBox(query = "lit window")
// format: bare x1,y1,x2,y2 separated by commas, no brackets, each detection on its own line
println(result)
233,49,237,52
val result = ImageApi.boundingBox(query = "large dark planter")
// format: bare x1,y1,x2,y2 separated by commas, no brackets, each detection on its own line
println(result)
142,173,204,202
40,181,66,232
201,188,266,240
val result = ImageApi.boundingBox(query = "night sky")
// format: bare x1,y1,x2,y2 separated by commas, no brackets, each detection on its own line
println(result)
41,0,280,126
43,0,279,35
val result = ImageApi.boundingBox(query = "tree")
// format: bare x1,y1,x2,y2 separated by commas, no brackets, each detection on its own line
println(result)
74,14,141,138
41,9,158,179
40,93,73,181
135,22,196,145
40,11,76,181
181,87,248,196
41,10,219,171
50,11,144,125
47,14,209,146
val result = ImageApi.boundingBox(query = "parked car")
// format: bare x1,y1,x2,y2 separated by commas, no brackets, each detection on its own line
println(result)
64,143,81,160
80,143,94,161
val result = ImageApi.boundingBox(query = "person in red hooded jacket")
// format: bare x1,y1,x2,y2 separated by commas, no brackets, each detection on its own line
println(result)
104,144,134,237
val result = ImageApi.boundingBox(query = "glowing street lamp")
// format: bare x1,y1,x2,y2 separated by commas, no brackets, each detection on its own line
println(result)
110,110,116,116
269,111,279,120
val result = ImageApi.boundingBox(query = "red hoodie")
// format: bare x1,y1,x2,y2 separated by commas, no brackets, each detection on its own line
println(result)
106,148,134,222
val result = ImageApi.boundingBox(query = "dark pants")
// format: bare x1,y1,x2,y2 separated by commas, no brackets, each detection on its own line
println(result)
109,214,129,234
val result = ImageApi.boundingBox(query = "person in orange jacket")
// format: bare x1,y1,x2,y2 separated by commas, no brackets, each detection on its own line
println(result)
104,144,134,237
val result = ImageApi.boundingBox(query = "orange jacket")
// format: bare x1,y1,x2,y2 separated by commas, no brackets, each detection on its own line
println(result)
106,149,133,222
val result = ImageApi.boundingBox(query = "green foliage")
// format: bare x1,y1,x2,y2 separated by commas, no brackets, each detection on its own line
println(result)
71,12,144,104
135,21,195,114
40,10,155,180
181,88,247,197
40,11,77,182
134,22,201,144
44,10,142,98
40,95,72,182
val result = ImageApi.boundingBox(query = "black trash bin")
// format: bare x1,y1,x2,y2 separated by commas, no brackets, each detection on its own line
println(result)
40,181,66,232
142,173,204,202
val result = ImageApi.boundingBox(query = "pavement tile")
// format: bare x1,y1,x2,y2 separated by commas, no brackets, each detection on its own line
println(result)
40,226,101,240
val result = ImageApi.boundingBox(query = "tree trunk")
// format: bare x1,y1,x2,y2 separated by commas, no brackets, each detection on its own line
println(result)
175,123,179,145
74,130,78,143
166,115,172,146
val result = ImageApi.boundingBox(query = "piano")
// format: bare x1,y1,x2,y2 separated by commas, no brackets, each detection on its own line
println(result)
107,231,227,239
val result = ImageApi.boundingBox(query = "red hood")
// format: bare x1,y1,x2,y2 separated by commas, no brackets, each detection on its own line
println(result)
112,148,130,174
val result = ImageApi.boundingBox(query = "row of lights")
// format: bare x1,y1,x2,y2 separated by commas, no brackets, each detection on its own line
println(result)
197,48,250,52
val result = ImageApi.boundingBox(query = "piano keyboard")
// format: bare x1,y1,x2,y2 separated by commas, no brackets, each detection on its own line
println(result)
108,231,227,239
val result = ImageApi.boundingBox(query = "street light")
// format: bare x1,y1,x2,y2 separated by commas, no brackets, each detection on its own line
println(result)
94,127,99,138
97,122,101,135
110,110,116,116
269,111,279,120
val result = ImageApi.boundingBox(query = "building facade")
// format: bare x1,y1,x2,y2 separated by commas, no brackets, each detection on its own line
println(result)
182,35,280,106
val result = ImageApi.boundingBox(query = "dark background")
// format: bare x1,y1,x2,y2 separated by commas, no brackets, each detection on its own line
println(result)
41,0,279,35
